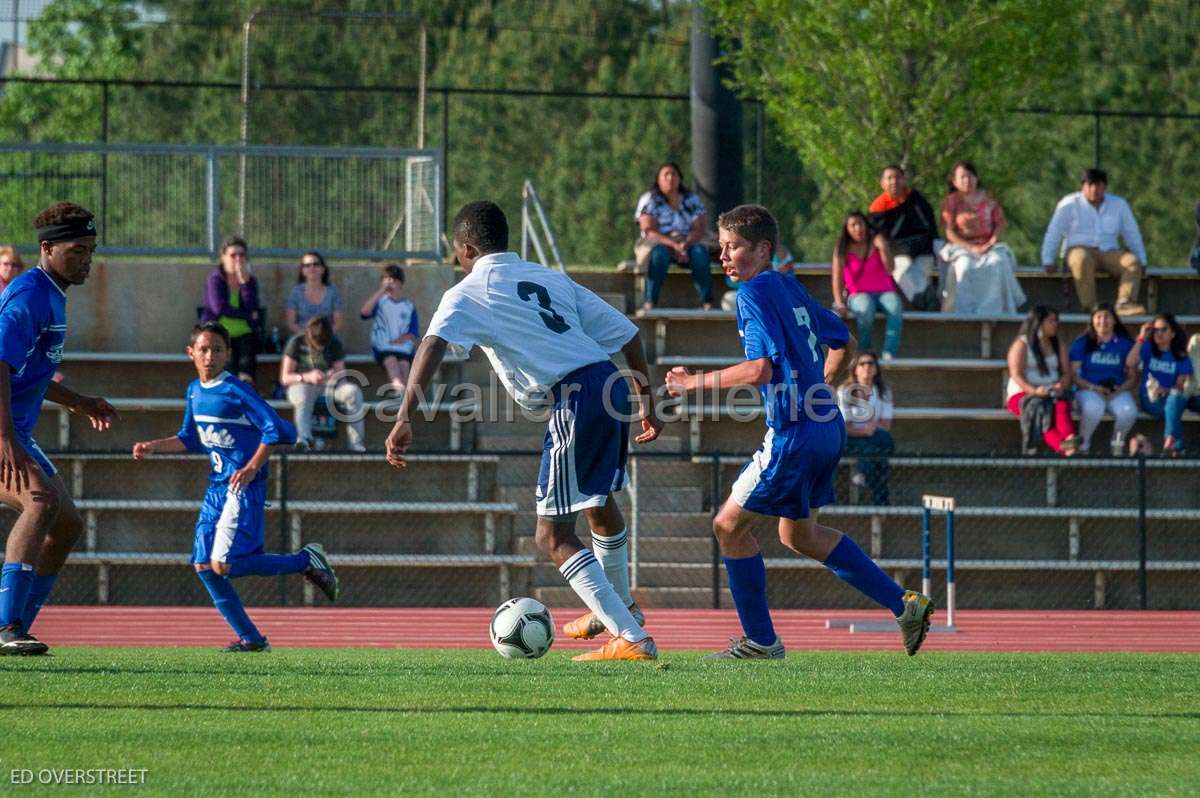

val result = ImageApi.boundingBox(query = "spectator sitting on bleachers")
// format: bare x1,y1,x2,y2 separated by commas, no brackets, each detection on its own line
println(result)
0,245,25,293
837,351,894,505
360,264,419,392
1070,303,1138,456
199,235,262,384
1005,306,1080,456
1127,314,1197,457
634,162,713,311
280,315,365,452
286,251,344,336
939,161,1026,314
720,242,797,312
831,210,902,361
1040,168,1147,316
868,164,940,310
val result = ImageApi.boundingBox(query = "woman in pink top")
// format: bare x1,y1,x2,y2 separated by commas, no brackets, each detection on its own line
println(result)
939,161,1026,314
832,210,902,359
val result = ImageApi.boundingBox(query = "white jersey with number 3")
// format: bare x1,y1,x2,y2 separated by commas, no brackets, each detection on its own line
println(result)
426,252,638,409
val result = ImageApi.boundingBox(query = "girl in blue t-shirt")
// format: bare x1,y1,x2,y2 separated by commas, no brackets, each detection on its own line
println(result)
1126,313,1200,456
1069,303,1137,455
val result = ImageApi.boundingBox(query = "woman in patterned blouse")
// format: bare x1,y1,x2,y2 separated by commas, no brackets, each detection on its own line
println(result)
633,162,713,311
939,161,1026,314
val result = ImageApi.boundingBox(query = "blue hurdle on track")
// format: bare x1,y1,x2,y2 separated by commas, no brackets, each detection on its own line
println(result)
922,494,957,631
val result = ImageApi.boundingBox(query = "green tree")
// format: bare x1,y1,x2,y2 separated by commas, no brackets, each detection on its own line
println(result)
705,0,1080,246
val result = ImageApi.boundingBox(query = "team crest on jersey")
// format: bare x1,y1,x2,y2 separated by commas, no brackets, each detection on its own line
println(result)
197,424,237,449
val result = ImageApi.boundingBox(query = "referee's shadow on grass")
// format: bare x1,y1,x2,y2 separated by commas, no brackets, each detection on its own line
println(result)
4,702,1199,721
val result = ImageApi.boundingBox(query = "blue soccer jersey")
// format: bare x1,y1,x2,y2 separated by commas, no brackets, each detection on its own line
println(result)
0,268,67,436
1069,335,1134,386
176,372,296,486
736,270,850,431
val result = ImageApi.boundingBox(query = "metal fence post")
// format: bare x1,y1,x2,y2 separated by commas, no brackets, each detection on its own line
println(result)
206,148,220,258
710,453,721,609
1093,112,1102,169
100,81,109,243
279,451,290,606
1137,454,1147,610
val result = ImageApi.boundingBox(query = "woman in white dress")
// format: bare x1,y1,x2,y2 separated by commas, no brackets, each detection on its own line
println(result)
939,161,1026,314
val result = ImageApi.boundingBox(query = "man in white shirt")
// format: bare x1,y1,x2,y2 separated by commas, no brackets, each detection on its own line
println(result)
385,201,664,661
1040,168,1147,315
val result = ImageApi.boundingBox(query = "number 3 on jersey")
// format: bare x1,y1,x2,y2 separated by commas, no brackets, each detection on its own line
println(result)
792,306,819,362
517,281,571,334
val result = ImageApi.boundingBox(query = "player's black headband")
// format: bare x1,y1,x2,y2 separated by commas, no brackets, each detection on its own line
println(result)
37,217,97,244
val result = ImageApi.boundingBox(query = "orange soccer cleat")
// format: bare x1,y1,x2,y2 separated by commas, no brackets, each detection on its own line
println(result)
571,635,658,661
563,602,645,640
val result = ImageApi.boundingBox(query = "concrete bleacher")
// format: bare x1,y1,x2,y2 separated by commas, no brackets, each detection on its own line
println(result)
5,260,1200,611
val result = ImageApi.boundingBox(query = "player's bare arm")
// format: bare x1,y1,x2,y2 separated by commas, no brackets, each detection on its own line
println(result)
386,335,449,469
0,365,32,493
132,436,188,460
664,357,773,396
823,331,857,386
618,331,662,443
45,379,119,431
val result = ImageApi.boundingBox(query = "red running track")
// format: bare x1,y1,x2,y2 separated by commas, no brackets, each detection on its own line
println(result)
29,606,1200,652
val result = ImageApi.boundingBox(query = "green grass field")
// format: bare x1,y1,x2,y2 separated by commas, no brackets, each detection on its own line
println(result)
2,648,1198,796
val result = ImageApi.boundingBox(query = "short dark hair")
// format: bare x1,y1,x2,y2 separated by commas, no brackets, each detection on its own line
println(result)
382,264,405,283
222,235,248,254
452,201,509,254
32,201,94,230
718,204,778,257
1081,168,1108,185
190,321,230,348
881,164,905,177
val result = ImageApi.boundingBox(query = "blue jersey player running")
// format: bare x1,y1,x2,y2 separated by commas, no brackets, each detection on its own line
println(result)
132,323,338,652
0,202,120,656
665,205,934,658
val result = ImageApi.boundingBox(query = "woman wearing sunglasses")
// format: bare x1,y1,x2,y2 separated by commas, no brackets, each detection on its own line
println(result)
1127,313,1198,456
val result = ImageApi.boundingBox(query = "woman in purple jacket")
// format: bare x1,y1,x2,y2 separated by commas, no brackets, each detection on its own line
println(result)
200,235,263,383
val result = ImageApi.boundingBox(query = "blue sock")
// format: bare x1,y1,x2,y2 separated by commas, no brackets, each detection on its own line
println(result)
823,534,905,616
196,569,264,643
22,573,58,631
226,551,309,579
0,562,36,629
723,554,777,646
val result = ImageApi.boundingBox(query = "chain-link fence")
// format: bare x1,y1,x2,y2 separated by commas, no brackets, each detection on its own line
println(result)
4,449,1195,613
0,141,441,259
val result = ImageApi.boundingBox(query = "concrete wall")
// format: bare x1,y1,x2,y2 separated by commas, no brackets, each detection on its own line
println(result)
65,259,457,353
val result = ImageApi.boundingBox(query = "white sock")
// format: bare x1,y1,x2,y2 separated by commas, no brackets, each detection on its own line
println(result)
559,549,646,642
591,529,633,606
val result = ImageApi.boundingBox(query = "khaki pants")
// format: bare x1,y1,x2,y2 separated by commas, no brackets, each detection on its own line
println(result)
1065,246,1142,311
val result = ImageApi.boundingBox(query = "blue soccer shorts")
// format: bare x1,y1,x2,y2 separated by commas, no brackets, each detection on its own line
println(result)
192,481,267,565
16,430,56,478
729,422,845,521
536,360,631,517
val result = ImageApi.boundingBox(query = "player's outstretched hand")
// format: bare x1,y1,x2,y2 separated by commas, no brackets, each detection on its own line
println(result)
131,441,154,460
385,420,412,469
77,395,120,431
664,366,694,397
0,437,32,494
635,410,663,444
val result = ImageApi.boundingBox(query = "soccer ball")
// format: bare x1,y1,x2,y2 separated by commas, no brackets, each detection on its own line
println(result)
490,597,555,659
